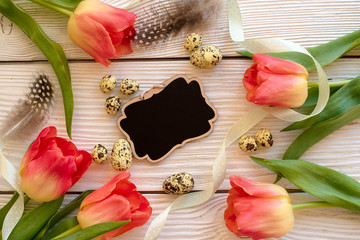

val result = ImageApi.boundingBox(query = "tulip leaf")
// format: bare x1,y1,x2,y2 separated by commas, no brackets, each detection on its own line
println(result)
283,104,360,160
54,221,130,240
33,190,93,240
42,216,79,240
0,193,30,231
0,0,73,138
300,85,342,108
36,0,83,10
8,195,64,240
237,29,360,71
250,156,360,213
237,50,315,71
283,75,360,132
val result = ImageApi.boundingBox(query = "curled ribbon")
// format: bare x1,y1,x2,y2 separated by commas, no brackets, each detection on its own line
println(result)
144,0,330,238
0,143,24,240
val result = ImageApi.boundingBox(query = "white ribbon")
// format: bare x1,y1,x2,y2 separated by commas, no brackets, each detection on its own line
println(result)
0,143,24,240
144,0,329,239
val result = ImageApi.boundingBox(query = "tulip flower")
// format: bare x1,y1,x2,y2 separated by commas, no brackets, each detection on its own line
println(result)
243,53,309,108
77,172,152,240
20,126,92,202
224,176,294,239
67,0,137,66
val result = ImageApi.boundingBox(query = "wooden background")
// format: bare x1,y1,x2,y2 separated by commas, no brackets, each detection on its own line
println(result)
1,0,360,239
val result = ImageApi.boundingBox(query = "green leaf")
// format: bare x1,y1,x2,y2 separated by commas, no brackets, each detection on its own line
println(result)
8,195,64,240
42,217,78,240
33,190,93,240
37,0,82,10
299,85,342,108
251,157,360,213
237,29,360,71
283,75,360,132
237,51,315,71
307,29,360,69
0,193,30,231
54,221,130,240
283,104,360,160
0,0,73,138
250,156,283,177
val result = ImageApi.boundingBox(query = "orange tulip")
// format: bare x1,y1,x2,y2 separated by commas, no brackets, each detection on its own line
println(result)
243,53,309,108
77,172,152,240
67,0,137,66
20,126,92,202
224,176,294,239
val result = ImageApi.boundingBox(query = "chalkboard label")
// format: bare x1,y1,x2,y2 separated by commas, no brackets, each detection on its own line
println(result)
117,74,217,163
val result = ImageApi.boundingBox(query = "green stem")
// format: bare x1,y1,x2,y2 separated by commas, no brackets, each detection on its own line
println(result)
28,0,72,16
308,78,352,88
52,224,81,239
292,201,337,210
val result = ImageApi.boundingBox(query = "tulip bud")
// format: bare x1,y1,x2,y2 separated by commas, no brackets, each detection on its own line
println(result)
243,53,309,108
224,176,294,239
19,126,92,202
67,0,137,66
77,172,152,240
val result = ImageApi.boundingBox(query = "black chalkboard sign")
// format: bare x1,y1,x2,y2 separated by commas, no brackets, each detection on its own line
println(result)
117,74,217,162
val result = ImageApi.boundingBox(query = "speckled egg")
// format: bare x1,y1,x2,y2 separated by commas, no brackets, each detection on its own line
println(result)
100,74,117,93
111,139,132,171
190,45,222,68
163,172,194,195
256,128,273,148
105,96,121,115
238,135,258,153
184,33,203,52
91,144,108,164
119,79,139,95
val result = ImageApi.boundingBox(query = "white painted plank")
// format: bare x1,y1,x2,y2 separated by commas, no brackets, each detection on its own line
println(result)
0,59,359,192
0,193,360,239
0,0,359,61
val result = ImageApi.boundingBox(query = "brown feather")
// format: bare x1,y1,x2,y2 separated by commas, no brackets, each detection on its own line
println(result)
133,0,223,48
0,74,54,143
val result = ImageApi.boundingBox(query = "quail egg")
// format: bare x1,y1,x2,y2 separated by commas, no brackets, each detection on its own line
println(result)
100,74,117,93
184,33,203,52
91,144,108,164
111,139,132,171
119,79,139,95
163,172,194,195
190,45,222,68
255,128,273,148
105,96,121,115
238,135,258,153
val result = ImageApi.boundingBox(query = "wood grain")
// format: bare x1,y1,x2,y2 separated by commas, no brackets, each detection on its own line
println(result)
0,59,359,192
0,193,359,240
0,0,359,61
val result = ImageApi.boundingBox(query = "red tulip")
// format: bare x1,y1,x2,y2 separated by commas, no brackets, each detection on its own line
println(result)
19,126,92,202
77,172,152,240
243,53,309,108
224,176,294,240
67,0,137,66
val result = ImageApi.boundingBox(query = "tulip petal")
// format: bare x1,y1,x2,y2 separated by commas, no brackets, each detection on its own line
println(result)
242,64,258,91
253,53,308,77
77,194,132,240
232,197,293,239
80,172,131,210
74,0,136,32
246,73,308,108
20,126,57,175
115,194,152,235
68,14,115,66
21,149,77,202
229,176,289,198
71,150,93,184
